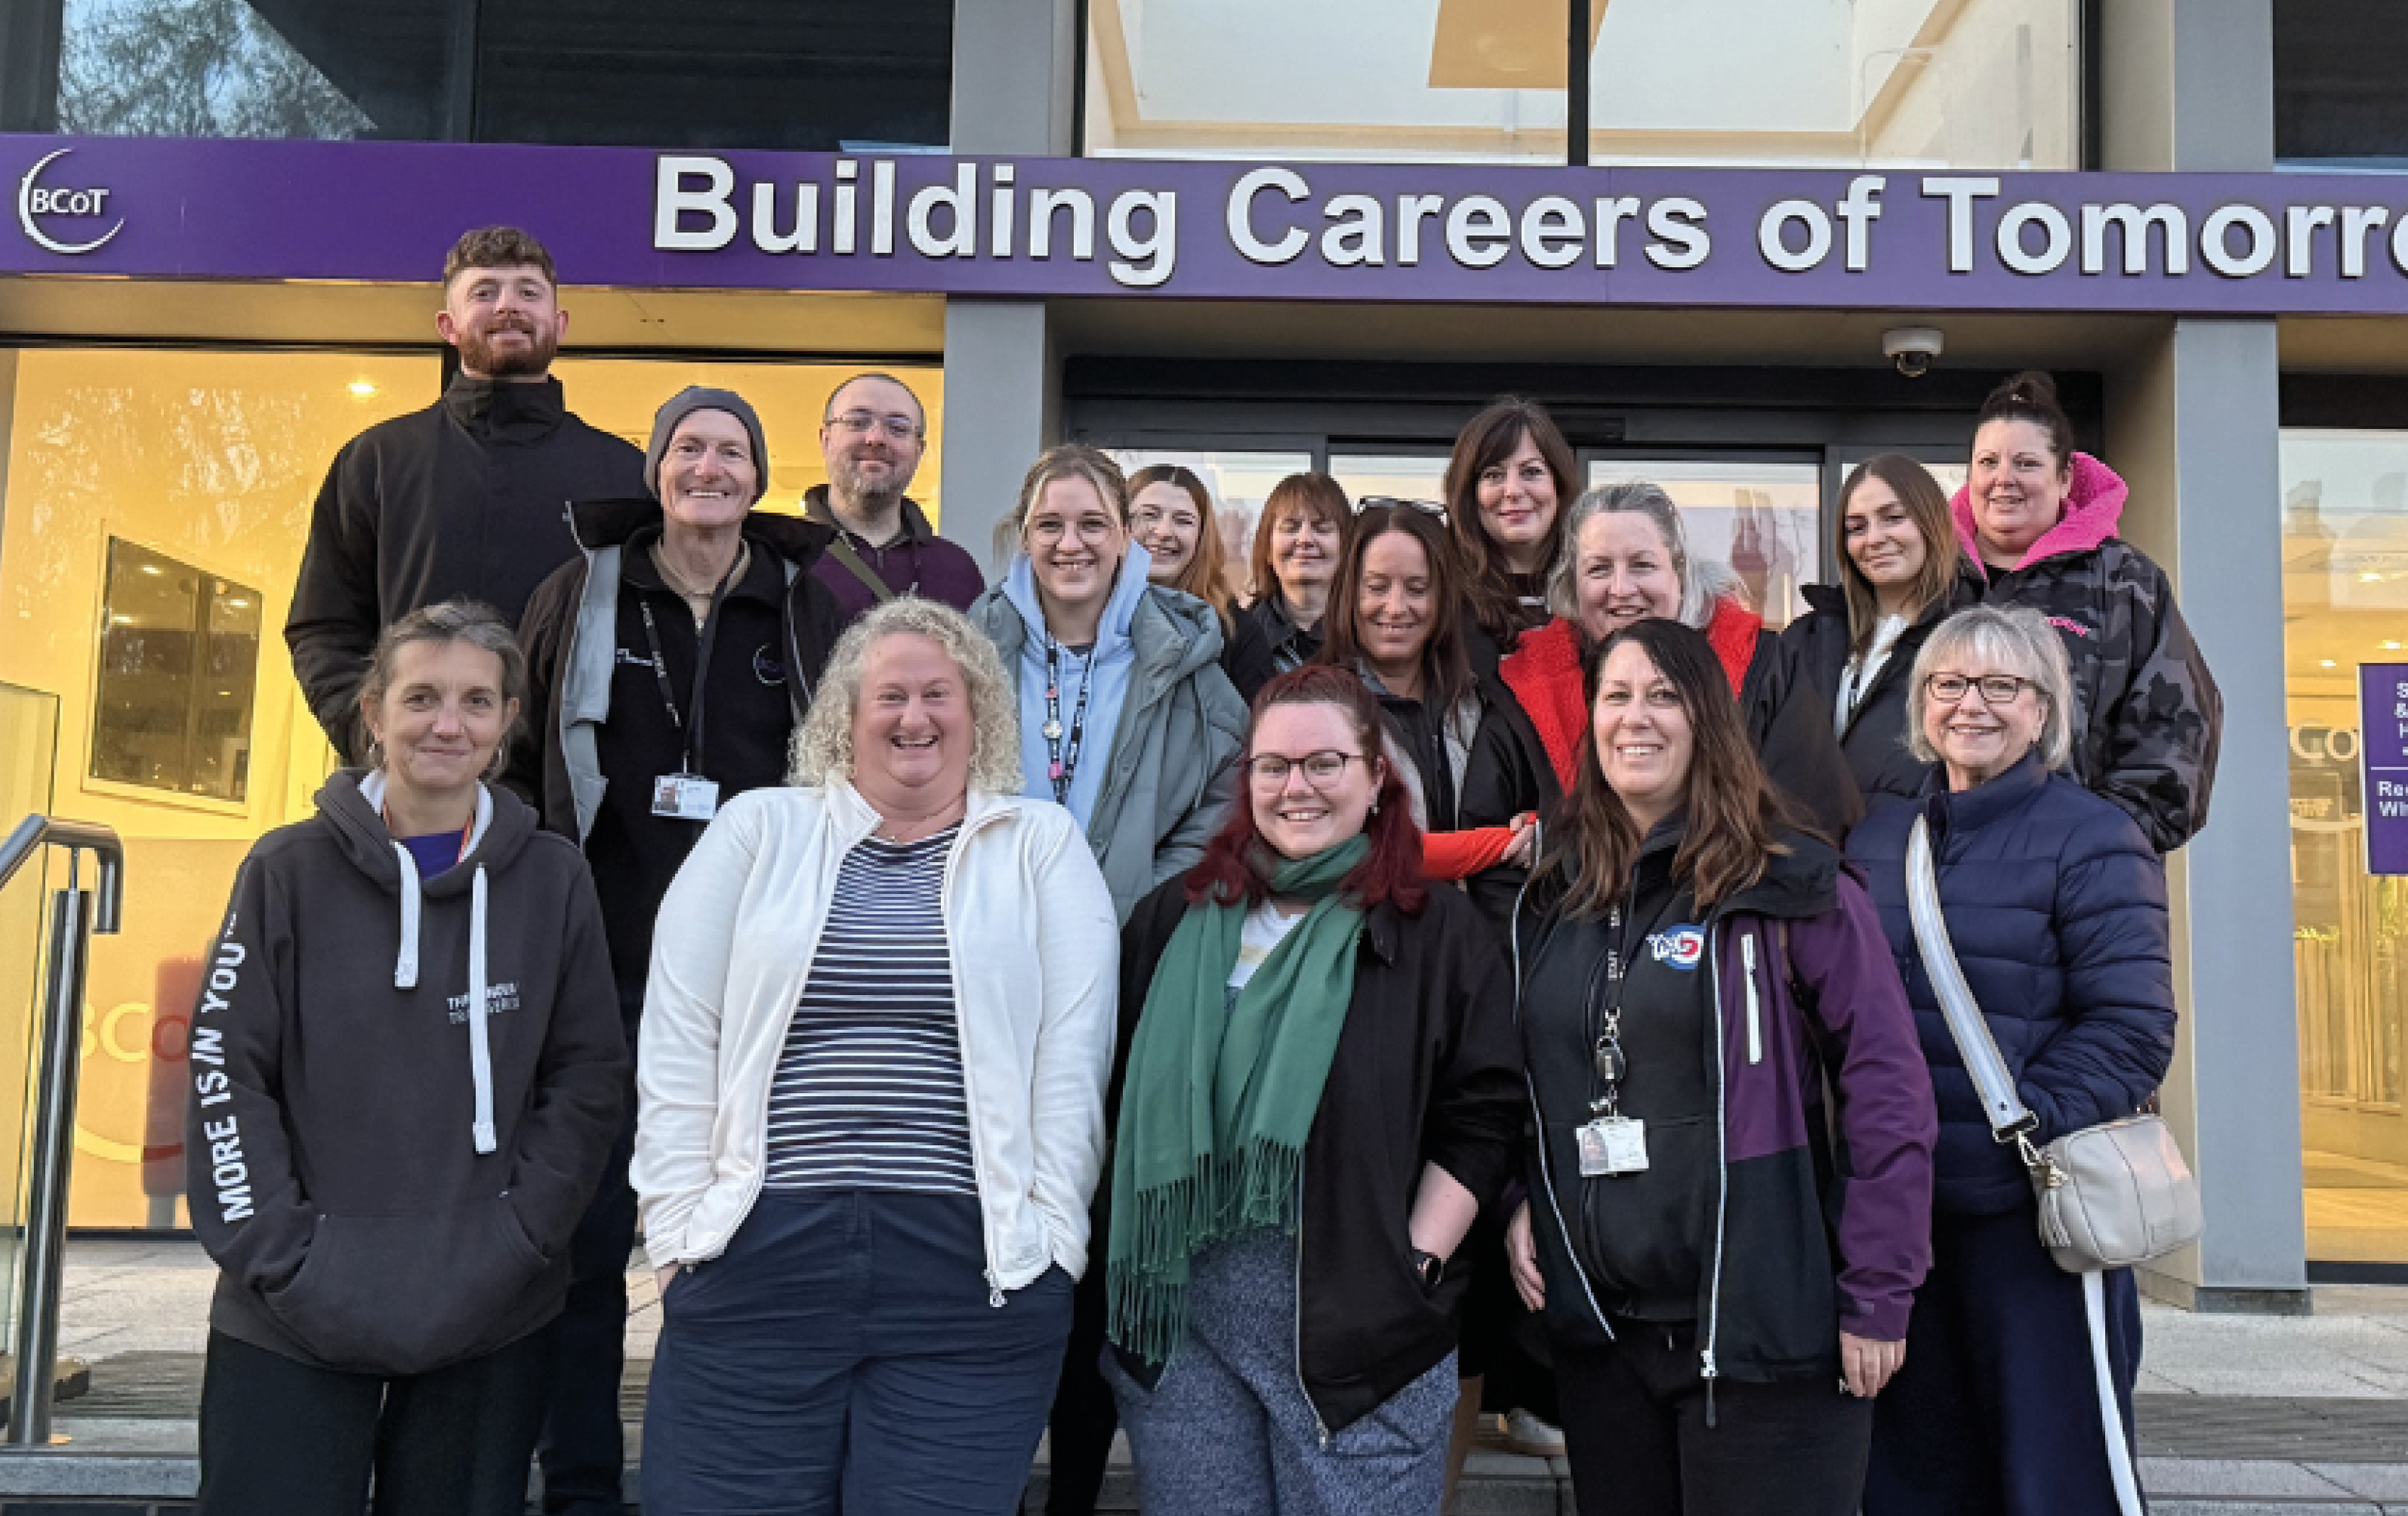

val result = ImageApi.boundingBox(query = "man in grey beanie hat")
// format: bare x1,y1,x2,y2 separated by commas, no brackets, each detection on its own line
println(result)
508,384,845,1516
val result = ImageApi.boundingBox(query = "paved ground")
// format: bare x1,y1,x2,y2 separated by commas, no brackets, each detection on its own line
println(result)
9,1240,2406,1514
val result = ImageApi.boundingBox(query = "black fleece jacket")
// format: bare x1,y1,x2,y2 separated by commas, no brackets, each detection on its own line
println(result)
186,773,627,1376
1779,573,1981,812
285,375,645,761
1112,878,1524,1434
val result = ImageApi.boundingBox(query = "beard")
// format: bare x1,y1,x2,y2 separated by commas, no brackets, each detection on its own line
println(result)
832,451,910,514
457,316,557,379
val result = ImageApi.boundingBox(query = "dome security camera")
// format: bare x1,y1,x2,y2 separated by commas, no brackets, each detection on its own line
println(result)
1884,326,1944,379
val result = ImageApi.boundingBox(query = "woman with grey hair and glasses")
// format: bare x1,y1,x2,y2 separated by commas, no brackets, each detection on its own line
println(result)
1462,481,1862,894
188,599,627,1516
1845,604,2175,1516
634,596,1118,1516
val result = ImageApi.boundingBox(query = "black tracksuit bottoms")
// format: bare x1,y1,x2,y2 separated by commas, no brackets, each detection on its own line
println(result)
196,1328,550,1516
1555,1317,1873,1516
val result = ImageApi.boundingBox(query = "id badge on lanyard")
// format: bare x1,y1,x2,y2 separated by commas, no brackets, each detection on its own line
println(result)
1577,900,1649,1176
651,772,721,821
639,590,728,823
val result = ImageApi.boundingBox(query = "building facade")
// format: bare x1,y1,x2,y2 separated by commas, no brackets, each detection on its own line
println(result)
0,0,2402,1308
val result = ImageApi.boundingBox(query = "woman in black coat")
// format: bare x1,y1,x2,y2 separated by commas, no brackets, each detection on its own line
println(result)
1781,454,1978,812
1845,603,2177,1516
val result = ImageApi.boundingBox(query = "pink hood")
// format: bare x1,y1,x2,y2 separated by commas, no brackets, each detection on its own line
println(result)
1951,451,2128,578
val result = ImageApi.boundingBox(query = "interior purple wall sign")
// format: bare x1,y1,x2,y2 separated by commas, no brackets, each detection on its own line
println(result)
14,133,2408,315
2363,662,2408,877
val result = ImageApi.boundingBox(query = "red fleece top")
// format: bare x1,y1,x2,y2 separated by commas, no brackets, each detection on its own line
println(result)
1498,600,1762,793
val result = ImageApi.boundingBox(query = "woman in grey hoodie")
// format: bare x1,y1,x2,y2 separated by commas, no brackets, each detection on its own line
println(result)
971,444,1247,1516
970,445,1248,926
187,600,626,1516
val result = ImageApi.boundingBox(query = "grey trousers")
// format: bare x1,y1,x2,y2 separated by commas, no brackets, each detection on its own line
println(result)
1104,1233,1457,1516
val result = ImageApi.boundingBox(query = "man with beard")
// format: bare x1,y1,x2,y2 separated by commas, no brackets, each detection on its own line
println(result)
803,371,985,619
285,226,645,760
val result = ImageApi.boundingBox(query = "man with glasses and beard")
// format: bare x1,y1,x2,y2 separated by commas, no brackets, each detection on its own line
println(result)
803,371,985,620
286,226,645,760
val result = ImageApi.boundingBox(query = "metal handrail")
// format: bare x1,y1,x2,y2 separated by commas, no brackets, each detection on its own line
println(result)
0,818,122,934
0,815,123,1447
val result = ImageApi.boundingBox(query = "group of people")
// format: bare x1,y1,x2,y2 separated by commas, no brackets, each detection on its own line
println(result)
183,225,2221,1516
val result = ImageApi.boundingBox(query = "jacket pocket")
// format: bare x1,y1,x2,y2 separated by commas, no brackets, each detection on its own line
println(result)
265,1196,551,1376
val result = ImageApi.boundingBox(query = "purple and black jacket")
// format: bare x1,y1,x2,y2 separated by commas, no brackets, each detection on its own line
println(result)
1514,830,1936,1387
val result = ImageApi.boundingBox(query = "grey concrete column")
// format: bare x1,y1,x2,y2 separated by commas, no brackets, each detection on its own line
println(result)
2109,322,2309,1312
938,0,1075,575
2099,0,2305,1311
939,300,1059,576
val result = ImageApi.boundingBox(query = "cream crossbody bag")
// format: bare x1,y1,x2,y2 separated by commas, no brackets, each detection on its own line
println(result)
1906,817,2202,1274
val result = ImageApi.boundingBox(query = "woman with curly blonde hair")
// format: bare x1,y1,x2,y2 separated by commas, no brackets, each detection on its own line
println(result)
634,596,1120,1516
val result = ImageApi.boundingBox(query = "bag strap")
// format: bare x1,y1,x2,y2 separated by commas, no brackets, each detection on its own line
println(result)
824,535,896,605
1906,815,2040,1146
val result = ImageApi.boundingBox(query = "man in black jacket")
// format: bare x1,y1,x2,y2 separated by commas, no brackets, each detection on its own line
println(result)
511,386,844,1516
285,226,644,760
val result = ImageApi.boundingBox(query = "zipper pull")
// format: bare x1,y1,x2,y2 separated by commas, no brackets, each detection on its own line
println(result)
985,1269,1004,1309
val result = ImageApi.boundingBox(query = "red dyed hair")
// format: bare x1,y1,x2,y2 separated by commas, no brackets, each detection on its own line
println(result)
1185,665,1428,915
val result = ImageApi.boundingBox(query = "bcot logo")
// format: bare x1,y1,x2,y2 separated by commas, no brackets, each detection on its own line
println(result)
17,148,125,255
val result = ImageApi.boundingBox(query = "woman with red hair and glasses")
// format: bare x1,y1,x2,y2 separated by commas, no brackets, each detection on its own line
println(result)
1098,666,1522,1516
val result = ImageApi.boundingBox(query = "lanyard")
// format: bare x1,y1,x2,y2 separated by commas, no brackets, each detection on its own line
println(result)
1586,899,1633,1117
637,565,736,777
1042,637,1095,806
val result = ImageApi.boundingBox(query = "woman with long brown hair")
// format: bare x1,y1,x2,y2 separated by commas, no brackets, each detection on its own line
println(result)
1445,396,1579,667
1504,617,1935,1516
1781,454,1978,809
1238,471,1352,675
1129,464,1278,702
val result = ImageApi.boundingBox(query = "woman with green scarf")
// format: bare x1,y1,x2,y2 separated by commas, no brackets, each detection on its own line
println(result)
1100,664,1522,1515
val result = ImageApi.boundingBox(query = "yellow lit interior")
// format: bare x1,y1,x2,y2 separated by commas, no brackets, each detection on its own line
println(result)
0,348,940,1228
2280,429,2408,1265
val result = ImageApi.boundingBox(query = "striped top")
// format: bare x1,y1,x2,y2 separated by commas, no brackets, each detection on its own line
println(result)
763,824,975,1195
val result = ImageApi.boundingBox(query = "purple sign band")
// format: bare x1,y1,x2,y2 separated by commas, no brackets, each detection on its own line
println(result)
13,133,2408,315
2361,663,2408,877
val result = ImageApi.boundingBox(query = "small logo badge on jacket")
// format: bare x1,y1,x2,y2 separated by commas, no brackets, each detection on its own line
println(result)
1646,926,1706,970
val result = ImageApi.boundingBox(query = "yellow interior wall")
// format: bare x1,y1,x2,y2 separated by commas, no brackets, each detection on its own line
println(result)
0,347,944,1229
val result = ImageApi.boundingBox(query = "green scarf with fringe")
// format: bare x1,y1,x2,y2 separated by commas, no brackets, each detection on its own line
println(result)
1105,836,1367,1365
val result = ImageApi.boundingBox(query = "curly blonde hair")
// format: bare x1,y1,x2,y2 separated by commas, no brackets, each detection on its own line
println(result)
788,596,1025,795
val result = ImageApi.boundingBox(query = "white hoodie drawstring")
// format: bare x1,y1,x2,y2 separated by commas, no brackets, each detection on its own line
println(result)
390,841,423,988
467,864,496,1154
363,774,498,1154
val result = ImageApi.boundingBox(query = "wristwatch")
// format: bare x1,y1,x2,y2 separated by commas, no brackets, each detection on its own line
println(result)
1411,1249,1444,1292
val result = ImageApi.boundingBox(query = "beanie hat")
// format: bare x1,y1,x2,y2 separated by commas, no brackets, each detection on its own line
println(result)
646,386,769,504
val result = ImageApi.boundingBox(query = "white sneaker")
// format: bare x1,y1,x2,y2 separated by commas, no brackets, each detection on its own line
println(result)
1503,1407,1566,1458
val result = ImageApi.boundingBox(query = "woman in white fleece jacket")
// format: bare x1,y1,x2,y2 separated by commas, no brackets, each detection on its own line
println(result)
633,596,1118,1516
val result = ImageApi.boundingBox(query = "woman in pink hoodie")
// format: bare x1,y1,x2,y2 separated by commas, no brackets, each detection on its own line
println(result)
1954,371,2222,853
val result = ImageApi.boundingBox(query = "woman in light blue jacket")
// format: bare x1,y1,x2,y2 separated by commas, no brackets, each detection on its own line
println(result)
970,444,1249,925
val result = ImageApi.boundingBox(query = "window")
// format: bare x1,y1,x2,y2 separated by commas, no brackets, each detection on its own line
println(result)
42,0,951,148
2280,429,2408,1266
91,538,261,803
2276,0,2408,168
1086,0,2080,169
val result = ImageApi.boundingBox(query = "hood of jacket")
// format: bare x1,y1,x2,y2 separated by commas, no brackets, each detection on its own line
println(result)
1951,451,2129,577
319,769,542,1157
801,483,940,545
566,495,835,570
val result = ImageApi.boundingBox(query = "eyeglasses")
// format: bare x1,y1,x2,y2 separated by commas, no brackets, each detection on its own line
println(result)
1356,495,1449,525
825,411,922,441
1244,750,1370,787
1923,673,2039,706
1025,516,1122,547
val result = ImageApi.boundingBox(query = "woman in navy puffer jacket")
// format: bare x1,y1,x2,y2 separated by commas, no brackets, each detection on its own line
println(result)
1845,603,2175,1516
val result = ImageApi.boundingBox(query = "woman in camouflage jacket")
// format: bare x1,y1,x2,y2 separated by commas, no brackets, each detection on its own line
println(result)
1954,371,2221,853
